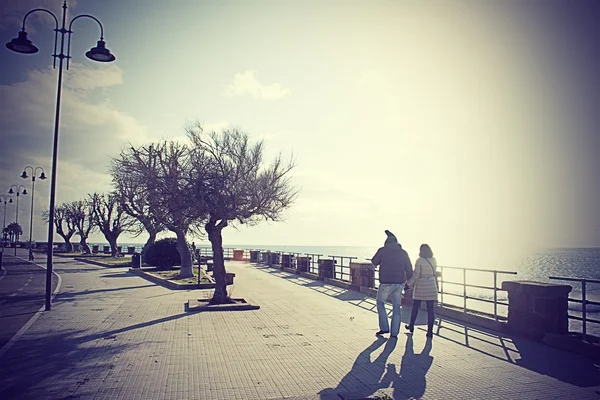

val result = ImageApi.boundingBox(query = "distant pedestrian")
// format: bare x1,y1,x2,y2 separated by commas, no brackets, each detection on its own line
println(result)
371,230,413,338
405,244,438,338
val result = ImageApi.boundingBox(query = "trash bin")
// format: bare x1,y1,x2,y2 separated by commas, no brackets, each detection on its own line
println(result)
132,252,141,268
250,250,259,262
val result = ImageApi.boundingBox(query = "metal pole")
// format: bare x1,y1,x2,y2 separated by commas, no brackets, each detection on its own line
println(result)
28,176,36,261
14,193,19,256
0,200,6,267
493,271,498,321
45,1,68,311
582,280,587,341
463,268,467,313
440,265,444,306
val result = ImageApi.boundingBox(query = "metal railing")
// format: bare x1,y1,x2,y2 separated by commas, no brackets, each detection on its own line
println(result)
549,276,600,341
437,266,517,321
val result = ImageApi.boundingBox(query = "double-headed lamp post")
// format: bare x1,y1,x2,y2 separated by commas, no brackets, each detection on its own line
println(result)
6,1,116,311
0,195,13,267
21,167,47,261
8,185,28,256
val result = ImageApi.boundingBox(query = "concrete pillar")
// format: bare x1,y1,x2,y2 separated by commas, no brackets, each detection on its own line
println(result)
501,280,572,340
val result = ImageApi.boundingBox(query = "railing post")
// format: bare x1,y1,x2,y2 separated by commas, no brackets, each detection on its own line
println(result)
463,268,467,313
439,266,444,306
582,280,587,341
493,271,498,321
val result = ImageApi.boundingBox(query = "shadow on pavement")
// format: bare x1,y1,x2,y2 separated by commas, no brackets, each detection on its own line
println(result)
512,337,600,387
319,335,433,399
436,318,600,387
252,265,415,325
54,284,156,301
0,329,135,399
80,312,190,343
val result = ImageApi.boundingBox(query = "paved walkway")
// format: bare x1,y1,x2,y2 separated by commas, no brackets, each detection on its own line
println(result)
0,251,599,399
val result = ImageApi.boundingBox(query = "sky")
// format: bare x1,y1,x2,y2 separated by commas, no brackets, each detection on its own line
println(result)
0,0,599,269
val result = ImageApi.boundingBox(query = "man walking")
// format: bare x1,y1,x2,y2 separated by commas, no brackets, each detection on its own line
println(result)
371,230,413,338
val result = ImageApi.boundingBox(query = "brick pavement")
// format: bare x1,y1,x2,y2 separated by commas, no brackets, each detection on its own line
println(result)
0,251,599,399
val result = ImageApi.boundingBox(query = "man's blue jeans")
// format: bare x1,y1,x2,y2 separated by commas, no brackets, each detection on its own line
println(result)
376,283,403,336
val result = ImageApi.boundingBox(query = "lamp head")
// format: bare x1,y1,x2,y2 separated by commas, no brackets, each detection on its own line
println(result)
22,189,28,195
6,30,39,54
21,171,28,179
9,198,13,203
39,172,47,180
8,188,14,194
85,40,116,62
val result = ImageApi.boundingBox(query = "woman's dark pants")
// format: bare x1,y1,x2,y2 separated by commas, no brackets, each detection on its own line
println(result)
409,300,435,333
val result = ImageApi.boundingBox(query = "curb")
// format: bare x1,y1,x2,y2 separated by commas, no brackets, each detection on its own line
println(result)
0,254,63,360
129,268,216,290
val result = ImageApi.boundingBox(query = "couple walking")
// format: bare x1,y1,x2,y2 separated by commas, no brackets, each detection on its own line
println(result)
371,230,438,338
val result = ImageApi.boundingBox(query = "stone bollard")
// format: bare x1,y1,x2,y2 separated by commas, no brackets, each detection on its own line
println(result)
502,280,572,340
232,249,244,261
350,262,374,288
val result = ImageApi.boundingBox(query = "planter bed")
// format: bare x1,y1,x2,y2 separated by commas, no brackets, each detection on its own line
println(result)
129,268,216,290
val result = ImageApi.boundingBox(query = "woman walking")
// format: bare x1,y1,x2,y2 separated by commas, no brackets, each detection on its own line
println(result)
405,244,438,338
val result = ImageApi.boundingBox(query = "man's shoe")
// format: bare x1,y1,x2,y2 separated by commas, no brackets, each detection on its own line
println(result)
405,324,414,333
375,330,389,336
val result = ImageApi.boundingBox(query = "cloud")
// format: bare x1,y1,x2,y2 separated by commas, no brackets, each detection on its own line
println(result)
0,0,79,31
223,70,290,100
0,62,149,241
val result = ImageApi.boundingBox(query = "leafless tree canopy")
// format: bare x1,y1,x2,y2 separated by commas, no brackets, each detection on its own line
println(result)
88,192,136,256
187,123,298,228
42,204,77,251
66,200,96,253
111,141,205,237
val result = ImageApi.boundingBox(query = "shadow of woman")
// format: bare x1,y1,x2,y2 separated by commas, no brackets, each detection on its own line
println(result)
380,335,434,399
319,336,399,399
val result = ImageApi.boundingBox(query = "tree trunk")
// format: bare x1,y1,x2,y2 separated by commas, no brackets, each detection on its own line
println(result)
175,230,193,278
208,225,228,304
58,233,73,252
80,236,91,254
141,230,157,258
108,236,118,257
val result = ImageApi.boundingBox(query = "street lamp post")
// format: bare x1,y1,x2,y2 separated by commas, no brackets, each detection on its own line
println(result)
6,1,116,311
21,167,47,261
8,185,28,256
0,195,13,268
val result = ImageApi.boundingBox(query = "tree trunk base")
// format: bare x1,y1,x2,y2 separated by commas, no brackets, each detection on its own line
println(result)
209,296,233,305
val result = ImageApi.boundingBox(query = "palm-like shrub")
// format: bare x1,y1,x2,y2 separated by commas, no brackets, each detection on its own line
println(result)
143,238,181,270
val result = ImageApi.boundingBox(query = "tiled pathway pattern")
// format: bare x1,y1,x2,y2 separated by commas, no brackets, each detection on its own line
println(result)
1,252,599,399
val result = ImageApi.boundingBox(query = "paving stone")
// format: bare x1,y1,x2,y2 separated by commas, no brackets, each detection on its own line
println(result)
0,253,599,399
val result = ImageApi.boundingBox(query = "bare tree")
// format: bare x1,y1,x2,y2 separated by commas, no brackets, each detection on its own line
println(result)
111,142,205,278
89,192,135,257
66,200,96,254
42,205,76,252
111,160,165,257
187,124,297,304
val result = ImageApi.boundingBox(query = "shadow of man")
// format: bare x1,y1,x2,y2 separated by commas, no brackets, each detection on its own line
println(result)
319,336,398,399
379,335,433,399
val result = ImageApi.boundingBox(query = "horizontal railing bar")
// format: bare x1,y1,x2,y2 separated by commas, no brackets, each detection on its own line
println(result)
567,315,600,324
440,266,517,275
440,281,508,292
550,276,600,284
465,296,496,304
